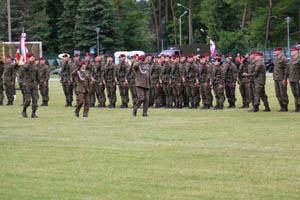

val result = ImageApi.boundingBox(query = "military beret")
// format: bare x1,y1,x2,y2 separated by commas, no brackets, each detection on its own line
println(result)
119,54,126,58
225,53,232,58
274,47,282,51
180,54,185,57
146,53,152,57
291,47,299,51
188,54,194,58
85,52,90,56
249,51,256,55
74,53,80,57
202,53,210,57
79,61,86,65
256,52,263,56
39,57,45,61
6,55,11,59
215,58,221,62
95,53,102,57
62,54,69,58
106,54,113,58
215,53,222,57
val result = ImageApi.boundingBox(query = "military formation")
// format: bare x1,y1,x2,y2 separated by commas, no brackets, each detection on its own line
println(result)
0,46,300,118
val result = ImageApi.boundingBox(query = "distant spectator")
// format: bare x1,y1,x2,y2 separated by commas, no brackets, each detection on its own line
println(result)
235,53,241,67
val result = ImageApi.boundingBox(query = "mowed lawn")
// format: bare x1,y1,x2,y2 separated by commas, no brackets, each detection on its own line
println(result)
0,77,300,200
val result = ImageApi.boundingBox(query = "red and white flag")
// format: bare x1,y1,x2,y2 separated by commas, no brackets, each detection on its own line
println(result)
15,33,28,65
210,40,216,57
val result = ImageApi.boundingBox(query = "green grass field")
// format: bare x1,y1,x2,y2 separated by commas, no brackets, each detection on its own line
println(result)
1,77,300,200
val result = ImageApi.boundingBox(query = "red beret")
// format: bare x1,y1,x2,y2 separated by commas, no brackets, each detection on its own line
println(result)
119,54,126,58
249,51,256,55
6,55,11,59
85,52,90,56
202,53,210,57
106,54,113,58
188,54,193,58
180,54,185,57
39,57,45,61
256,52,263,56
215,58,221,62
135,54,139,57
274,47,282,51
147,53,152,57
62,54,68,58
225,53,232,58
291,47,299,51
130,55,136,59
79,61,86,65
74,53,80,57
138,55,144,60
215,53,222,57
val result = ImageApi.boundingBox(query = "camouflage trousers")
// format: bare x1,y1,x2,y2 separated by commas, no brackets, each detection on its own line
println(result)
274,80,289,106
106,82,116,105
4,81,14,103
76,91,90,117
61,82,73,104
185,81,197,106
90,83,97,105
23,85,39,112
290,81,300,107
151,82,160,105
94,82,106,106
239,79,251,105
129,82,137,106
162,82,173,107
199,83,213,106
225,82,236,104
0,80,3,102
172,82,184,107
253,83,269,107
213,83,225,106
118,83,129,105
39,81,49,102
19,83,25,105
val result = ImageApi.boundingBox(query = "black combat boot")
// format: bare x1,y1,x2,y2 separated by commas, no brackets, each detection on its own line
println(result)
0,101,3,106
6,101,12,106
31,111,39,118
132,108,137,117
277,104,284,112
264,106,271,112
228,103,233,108
245,103,249,108
90,103,95,108
113,103,116,108
155,103,159,108
201,104,208,110
219,105,224,110
248,105,259,112
44,101,48,106
239,104,246,109
207,104,211,109
125,104,128,108
294,105,300,112
142,113,148,117
75,111,79,117
284,105,288,112
21,109,27,118
214,104,219,110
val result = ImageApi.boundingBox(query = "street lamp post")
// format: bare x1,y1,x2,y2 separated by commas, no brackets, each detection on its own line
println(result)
96,27,101,54
177,3,192,45
286,16,291,58
179,11,188,45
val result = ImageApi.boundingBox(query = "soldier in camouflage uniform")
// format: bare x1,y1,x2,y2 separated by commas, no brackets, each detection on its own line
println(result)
126,55,138,107
287,47,300,112
38,57,50,106
84,52,93,72
223,54,238,108
117,54,130,108
237,54,251,108
197,53,213,109
104,54,117,108
193,54,201,108
150,56,162,108
273,47,289,112
160,56,173,108
21,54,39,118
243,52,270,112
170,55,184,108
179,55,189,107
60,54,73,107
89,55,98,107
0,58,4,105
92,54,106,108
183,55,198,109
3,56,17,106
211,57,225,110
70,54,81,106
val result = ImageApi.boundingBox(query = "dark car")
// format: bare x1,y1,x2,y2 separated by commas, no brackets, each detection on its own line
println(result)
50,68,61,75
265,59,274,73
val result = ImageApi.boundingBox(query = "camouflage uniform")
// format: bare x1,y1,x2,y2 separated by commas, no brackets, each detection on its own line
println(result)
104,62,117,108
70,61,80,105
184,62,198,108
3,62,17,105
287,55,300,111
0,61,4,105
89,61,97,107
126,63,137,107
18,65,26,105
22,62,39,118
150,63,161,108
223,61,238,108
238,59,251,108
171,62,184,108
116,61,130,108
38,64,50,105
60,62,73,106
248,60,270,112
197,62,213,109
160,62,173,108
211,63,225,109
273,56,289,111
93,61,106,107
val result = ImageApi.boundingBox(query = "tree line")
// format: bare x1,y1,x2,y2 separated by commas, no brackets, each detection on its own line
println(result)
0,0,299,55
